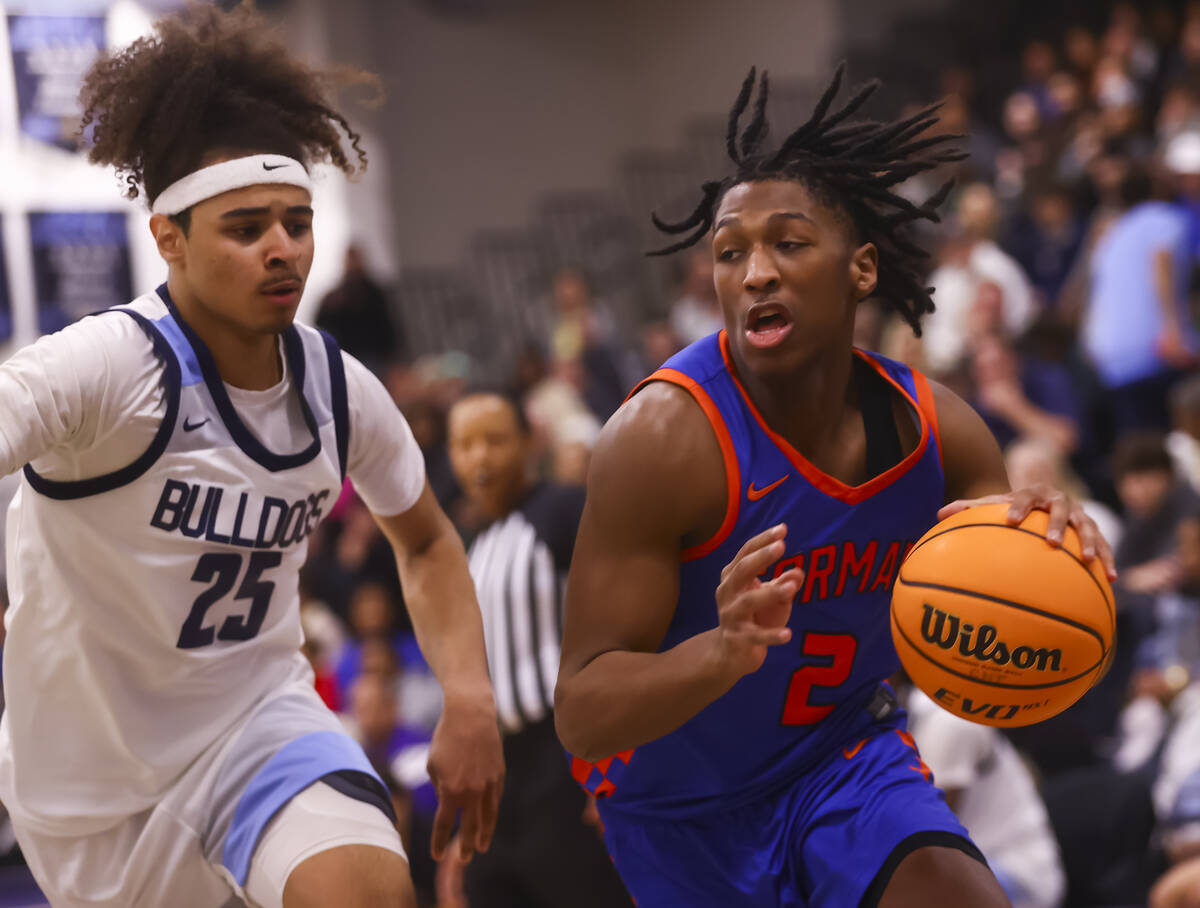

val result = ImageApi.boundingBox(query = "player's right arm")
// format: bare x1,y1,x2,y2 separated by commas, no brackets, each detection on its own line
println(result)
0,317,159,478
555,382,801,763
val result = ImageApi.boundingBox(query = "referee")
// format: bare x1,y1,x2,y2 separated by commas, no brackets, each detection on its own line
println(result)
447,391,632,907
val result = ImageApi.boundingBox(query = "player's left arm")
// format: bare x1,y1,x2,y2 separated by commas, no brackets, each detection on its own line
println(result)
340,353,502,862
373,488,504,862
930,379,1117,581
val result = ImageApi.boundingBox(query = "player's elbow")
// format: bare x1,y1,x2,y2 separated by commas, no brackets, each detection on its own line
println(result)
554,673,600,760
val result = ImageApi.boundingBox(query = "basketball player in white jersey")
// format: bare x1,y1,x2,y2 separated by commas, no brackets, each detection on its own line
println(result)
0,5,503,906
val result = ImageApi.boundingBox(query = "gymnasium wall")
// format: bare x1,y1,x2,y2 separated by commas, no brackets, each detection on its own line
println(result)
310,0,840,270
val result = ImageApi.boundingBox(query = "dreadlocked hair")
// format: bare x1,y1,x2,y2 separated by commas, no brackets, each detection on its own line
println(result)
79,1,379,214
649,63,965,335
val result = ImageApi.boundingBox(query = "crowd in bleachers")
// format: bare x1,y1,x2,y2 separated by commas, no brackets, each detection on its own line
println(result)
9,1,1200,905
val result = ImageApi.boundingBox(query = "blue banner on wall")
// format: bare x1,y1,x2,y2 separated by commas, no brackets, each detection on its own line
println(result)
29,212,132,334
0,217,10,342
8,15,105,151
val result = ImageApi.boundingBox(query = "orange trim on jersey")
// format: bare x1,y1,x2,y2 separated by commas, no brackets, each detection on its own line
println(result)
717,331,929,506
909,369,942,471
627,368,741,563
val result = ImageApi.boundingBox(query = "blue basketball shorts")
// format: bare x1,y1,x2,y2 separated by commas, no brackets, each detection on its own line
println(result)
598,719,986,908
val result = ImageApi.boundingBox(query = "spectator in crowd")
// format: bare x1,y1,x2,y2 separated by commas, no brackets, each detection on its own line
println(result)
668,247,722,346
1082,166,1196,433
1149,686,1200,908
1113,432,1200,608
548,267,635,421
1165,129,1200,260
315,244,400,372
925,182,1039,373
1003,181,1085,307
969,333,1081,456
445,391,632,908
901,678,1066,908
516,339,604,482
1168,373,1200,494
335,582,411,695
349,672,435,817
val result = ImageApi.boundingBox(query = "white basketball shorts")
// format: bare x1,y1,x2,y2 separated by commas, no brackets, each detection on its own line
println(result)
11,673,407,907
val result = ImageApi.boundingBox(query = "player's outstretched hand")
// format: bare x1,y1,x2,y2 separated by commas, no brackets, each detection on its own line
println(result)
714,523,801,678
427,687,505,862
939,484,1117,581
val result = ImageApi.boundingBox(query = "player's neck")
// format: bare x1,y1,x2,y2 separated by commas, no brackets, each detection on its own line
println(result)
733,343,858,465
168,278,282,390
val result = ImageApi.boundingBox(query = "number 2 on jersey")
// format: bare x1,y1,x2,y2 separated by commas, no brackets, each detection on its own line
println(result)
177,552,282,649
780,632,858,725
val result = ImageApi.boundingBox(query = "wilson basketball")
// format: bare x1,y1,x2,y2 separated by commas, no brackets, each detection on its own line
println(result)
890,503,1114,728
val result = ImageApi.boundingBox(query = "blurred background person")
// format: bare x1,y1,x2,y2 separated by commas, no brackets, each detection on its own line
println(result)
898,675,1066,908
925,182,1039,375
316,244,401,374
1082,167,1197,434
667,247,722,346
446,391,632,908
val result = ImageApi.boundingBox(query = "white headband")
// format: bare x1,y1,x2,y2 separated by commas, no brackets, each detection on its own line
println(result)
150,154,313,215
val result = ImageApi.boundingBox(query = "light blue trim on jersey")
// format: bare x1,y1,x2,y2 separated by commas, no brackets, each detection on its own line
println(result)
221,730,382,884
152,311,204,387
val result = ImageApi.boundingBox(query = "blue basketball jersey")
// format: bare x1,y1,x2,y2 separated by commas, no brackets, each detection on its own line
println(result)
571,330,945,817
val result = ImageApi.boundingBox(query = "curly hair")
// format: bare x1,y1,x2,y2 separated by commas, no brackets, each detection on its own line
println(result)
649,64,965,335
78,2,378,213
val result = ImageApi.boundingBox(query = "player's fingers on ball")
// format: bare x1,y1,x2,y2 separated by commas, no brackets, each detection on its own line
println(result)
938,494,1006,521
1004,488,1039,524
1071,511,1101,560
1099,534,1118,580
1043,491,1071,545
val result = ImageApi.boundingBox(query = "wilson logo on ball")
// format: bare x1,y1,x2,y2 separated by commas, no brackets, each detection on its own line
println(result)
920,604,1063,672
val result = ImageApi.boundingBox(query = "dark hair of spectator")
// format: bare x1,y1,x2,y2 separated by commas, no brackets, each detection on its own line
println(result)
1111,431,1174,480
456,388,533,436
1170,373,1200,419
647,63,966,336
1117,165,1154,209
78,2,377,228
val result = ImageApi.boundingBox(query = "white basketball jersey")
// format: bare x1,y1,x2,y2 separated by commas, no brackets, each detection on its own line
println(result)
0,287,352,836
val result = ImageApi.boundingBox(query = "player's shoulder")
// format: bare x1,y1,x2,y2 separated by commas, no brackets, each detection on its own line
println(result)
924,376,1009,499
586,378,726,531
21,304,159,371
599,379,716,472
336,348,394,411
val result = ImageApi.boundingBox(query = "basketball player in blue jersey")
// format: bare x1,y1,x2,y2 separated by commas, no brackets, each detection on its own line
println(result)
556,66,1117,908
0,6,502,907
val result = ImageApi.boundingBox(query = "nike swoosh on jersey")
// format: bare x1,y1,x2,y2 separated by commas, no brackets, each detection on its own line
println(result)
183,417,211,432
747,475,789,501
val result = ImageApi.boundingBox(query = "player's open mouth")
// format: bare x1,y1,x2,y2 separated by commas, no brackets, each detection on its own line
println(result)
744,303,793,349
261,280,302,306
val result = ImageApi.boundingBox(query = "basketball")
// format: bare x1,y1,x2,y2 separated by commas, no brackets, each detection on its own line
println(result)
891,503,1114,729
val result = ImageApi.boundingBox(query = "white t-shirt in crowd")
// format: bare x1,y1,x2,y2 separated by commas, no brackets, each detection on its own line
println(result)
906,690,1065,908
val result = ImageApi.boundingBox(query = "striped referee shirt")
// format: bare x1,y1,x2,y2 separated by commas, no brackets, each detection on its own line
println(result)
466,482,585,734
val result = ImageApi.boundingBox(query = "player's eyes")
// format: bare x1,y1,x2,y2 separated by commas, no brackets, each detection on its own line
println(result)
288,222,312,237
717,248,742,262
777,241,808,252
